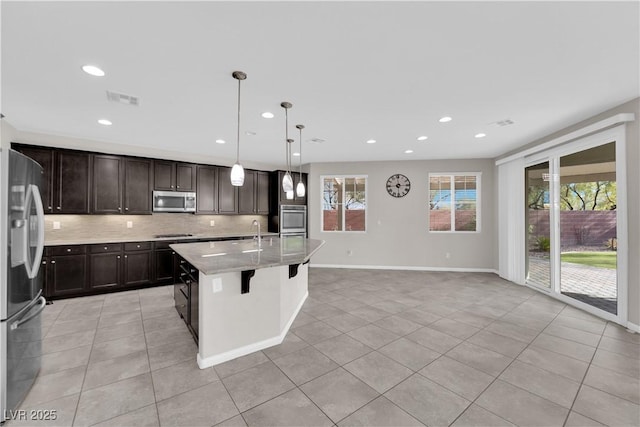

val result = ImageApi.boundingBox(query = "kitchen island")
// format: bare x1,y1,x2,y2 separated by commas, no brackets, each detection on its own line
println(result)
170,237,324,368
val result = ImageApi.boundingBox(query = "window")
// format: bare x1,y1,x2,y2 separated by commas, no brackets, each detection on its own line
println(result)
321,176,367,232
429,173,480,232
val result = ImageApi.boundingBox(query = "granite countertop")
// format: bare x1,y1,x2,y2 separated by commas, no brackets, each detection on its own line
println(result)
170,237,325,275
45,232,279,246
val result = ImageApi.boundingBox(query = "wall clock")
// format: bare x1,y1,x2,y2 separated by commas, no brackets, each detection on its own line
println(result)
386,174,411,198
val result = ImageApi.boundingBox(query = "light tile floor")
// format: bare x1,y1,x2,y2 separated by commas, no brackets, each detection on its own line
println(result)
10,268,640,426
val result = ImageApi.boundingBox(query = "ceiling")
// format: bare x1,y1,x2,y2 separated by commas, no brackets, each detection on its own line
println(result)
2,1,638,169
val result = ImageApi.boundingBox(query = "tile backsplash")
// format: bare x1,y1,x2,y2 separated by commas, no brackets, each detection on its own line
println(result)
44,214,268,243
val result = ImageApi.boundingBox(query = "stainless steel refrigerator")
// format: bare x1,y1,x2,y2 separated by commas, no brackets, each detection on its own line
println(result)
0,149,46,422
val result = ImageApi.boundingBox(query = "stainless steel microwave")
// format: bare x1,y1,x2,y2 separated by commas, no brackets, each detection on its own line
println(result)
153,191,196,212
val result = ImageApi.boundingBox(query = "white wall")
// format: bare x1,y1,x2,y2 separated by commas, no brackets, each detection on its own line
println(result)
308,158,496,271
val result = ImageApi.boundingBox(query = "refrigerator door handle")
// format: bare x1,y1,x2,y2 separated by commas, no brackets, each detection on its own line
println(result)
23,184,45,279
10,296,46,330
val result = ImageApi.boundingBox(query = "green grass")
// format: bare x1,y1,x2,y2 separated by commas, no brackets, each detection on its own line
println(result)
561,251,617,269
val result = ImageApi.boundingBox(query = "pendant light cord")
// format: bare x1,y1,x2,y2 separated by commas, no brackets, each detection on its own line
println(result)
236,78,241,163
285,108,290,173
299,127,303,178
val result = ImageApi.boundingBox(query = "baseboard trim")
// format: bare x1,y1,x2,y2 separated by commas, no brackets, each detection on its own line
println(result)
626,322,640,333
310,263,498,274
197,291,309,369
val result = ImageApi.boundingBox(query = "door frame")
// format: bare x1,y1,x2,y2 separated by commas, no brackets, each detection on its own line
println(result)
524,125,628,325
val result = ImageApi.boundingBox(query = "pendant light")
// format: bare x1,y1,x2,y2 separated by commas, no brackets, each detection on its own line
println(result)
295,124,306,197
230,71,246,186
281,102,294,192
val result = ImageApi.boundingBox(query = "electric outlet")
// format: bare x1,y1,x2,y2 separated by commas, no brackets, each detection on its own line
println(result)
53,221,61,230
126,221,133,229
347,249,353,256
210,220,215,227
445,252,451,259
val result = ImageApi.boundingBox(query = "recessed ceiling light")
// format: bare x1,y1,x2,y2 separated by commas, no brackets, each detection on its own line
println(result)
475,133,486,138
404,149,414,154
366,139,376,144
261,112,274,119
82,65,105,77
439,116,452,123
215,139,226,144
97,119,112,126
293,152,300,157
417,136,428,141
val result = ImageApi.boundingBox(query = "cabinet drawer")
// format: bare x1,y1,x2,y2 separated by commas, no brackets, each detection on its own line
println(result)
175,281,189,299
90,243,123,253
50,245,87,256
124,241,151,251
154,241,175,250
179,262,198,277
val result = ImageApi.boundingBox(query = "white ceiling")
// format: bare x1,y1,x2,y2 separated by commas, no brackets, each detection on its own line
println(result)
2,1,638,169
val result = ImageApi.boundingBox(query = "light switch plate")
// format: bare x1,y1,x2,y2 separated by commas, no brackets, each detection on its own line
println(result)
210,220,215,227
126,221,133,229
52,221,61,230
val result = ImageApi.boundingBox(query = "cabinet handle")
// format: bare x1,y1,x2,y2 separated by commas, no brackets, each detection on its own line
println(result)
124,255,128,258
125,207,129,211
66,248,71,253
42,261,46,265
186,280,191,284
136,245,140,248
118,207,121,211
117,256,121,259
170,185,174,189
172,252,175,255
104,246,108,250
51,260,56,264
56,206,61,210
48,206,52,210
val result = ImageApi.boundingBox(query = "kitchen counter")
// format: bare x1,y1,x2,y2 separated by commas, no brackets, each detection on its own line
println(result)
170,237,324,275
44,232,279,246
171,237,325,368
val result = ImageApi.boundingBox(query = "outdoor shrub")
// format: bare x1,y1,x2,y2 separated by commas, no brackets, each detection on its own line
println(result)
605,237,617,251
536,236,551,252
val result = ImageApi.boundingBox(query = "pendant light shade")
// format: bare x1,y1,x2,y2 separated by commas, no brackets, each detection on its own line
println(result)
230,163,244,186
231,71,246,186
286,190,294,200
281,102,294,192
295,124,306,198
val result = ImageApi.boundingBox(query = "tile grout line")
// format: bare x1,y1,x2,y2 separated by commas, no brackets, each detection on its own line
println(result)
137,288,163,427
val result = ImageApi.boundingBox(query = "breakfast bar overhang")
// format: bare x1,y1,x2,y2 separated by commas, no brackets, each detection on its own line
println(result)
171,237,325,369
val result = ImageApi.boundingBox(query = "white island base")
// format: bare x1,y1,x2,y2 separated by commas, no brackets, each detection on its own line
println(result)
196,263,308,368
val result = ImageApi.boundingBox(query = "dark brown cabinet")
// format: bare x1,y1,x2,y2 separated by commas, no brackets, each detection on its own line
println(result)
13,146,55,213
154,161,195,191
175,256,199,342
90,253,122,289
92,154,123,214
55,151,91,214
124,158,152,214
217,166,238,214
239,170,270,214
123,242,152,286
154,241,176,283
272,170,307,206
196,165,218,214
47,246,88,297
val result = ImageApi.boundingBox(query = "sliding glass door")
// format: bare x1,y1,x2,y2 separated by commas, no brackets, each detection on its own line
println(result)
559,143,617,314
525,136,624,320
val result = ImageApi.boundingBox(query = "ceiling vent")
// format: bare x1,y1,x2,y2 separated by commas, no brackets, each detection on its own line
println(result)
491,118,514,127
106,90,140,106
308,138,326,144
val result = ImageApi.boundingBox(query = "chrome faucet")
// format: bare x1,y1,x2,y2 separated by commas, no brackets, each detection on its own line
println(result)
252,219,261,248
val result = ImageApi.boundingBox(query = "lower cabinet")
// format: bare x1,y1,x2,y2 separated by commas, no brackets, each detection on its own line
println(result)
47,246,88,297
45,241,173,299
175,256,199,343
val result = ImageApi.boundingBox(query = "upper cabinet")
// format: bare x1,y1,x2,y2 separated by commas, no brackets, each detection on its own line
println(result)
154,161,195,191
239,170,270,214
13,146,54,213
196,165,218,214
217,166,238,214
55,151,91,214
124,158,152,214
92,155,152,215
272,170,307,206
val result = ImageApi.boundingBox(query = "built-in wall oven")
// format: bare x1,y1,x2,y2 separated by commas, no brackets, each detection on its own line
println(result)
280,205,307,236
